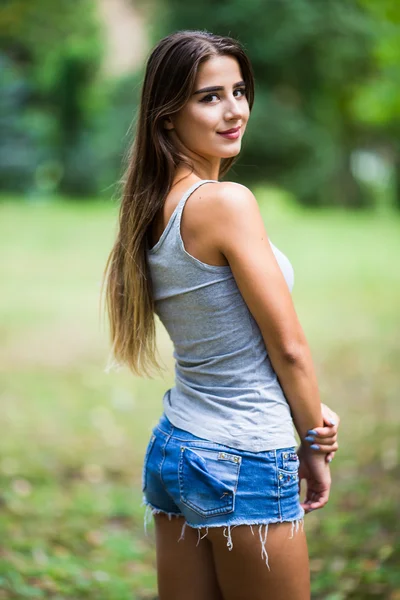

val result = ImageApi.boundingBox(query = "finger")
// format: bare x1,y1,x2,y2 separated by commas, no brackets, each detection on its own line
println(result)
309,442,339,454
323,413,338,425
301,490,330,512
301,499,318,513
302,497,329,512
309,426,338,438
326,451,335,463
308,435,337,446
321,404,340,426
302,489,322,508
328,409,340,425
302,503,321,513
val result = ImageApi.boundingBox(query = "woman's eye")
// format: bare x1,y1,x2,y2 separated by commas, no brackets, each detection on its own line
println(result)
234,87,246,98
200,88,246,103
201,93,219,103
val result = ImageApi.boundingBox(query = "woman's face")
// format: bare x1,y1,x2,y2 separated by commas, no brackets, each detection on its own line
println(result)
165,55,250,163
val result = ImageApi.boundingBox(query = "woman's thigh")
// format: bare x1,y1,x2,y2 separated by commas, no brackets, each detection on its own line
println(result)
154,513,223,600
207,521,310,600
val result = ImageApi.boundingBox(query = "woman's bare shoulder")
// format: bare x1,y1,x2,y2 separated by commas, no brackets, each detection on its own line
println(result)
199,180,259,222
188,181,266,261
211,180,255,202
183,180,262,247
185,180,252,218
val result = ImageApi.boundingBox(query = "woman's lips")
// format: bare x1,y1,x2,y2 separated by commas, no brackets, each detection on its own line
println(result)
217,126,241,140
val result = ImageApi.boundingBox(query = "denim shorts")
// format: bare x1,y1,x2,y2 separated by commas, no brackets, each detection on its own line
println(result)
141,412,305,568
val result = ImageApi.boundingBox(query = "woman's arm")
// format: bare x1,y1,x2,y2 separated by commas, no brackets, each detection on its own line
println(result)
206,182,324,443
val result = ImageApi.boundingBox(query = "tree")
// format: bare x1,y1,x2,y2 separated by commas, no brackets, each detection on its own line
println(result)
0,0,103,194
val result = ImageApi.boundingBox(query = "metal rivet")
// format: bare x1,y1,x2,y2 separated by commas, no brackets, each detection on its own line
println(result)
283,453,288,459
278,473,283,480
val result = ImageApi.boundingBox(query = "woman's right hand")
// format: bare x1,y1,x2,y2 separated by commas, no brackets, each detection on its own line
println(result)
297,445,331,514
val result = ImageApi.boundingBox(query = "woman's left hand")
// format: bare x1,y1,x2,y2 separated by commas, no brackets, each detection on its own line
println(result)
303,403,340,463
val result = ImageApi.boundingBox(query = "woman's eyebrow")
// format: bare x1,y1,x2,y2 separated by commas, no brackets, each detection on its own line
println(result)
193,80,246,95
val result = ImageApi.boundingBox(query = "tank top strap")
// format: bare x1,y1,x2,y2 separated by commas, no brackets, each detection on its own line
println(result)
175,179,219,228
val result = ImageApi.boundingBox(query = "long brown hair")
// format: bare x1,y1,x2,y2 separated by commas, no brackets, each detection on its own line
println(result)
101,30,255,377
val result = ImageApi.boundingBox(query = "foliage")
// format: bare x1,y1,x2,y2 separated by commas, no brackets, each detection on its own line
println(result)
0,0,104,195
352,0,400,126
352,0,400,209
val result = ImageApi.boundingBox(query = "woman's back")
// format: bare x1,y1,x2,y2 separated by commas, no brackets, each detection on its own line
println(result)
147,179,297,452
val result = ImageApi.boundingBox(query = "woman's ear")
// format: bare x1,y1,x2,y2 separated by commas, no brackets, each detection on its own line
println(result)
163,116,174,131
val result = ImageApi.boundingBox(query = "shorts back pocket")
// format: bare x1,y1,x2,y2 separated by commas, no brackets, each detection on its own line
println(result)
178,446,242,517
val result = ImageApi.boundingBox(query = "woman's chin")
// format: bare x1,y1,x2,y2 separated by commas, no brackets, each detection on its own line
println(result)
218,146,242,159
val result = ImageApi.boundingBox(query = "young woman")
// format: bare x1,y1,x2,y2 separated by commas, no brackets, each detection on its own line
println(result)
103,30,340,600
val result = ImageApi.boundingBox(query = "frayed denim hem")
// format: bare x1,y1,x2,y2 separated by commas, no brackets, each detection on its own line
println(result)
141,495,304,571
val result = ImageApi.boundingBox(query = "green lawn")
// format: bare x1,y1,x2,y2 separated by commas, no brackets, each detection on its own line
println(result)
1,191,399,599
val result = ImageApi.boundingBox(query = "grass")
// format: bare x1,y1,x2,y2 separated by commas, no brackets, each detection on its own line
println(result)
0,189,399,599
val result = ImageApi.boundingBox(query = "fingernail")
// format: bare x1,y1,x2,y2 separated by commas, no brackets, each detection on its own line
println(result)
327,456,332,463
307,429,318,436
310,444,320,450
329,419,336,425
305,435,315,442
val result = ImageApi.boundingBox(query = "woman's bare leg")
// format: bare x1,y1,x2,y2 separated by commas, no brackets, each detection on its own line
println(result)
207,521,310,600
154,513,224,600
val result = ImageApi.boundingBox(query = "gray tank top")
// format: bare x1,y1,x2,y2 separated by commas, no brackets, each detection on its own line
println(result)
147,179,297,452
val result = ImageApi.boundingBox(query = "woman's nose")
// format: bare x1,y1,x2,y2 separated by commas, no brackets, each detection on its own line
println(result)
224,98,244,120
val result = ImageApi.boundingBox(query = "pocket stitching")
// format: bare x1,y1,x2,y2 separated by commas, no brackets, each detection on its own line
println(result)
278,467,299,487
178,446,241,517
280,455,299,473
279,466,299,476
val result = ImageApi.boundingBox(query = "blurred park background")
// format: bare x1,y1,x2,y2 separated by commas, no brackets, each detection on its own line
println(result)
1,0,399,598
